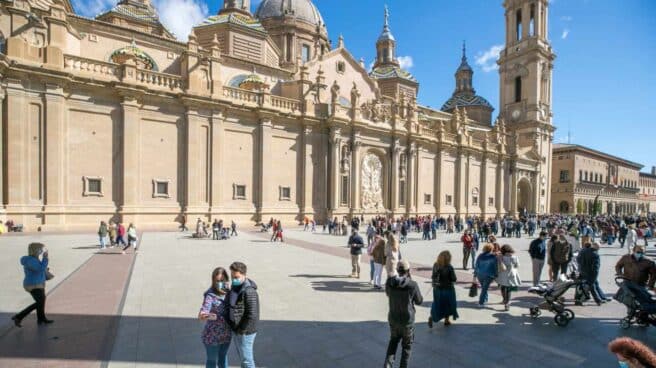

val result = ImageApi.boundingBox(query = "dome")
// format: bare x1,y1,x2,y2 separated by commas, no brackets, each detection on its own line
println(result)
109,41,158,71
441,93,494,112
255,0,326,31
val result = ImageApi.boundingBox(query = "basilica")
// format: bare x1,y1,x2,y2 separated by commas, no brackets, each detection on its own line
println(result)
0,0,555,230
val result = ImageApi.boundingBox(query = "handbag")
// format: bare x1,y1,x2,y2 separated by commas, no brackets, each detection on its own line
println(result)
45,268,55,281
469,282,479,298
498,256,508,273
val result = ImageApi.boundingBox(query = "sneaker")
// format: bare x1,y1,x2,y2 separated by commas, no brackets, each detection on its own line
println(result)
504,304,510,311
444,320,452,327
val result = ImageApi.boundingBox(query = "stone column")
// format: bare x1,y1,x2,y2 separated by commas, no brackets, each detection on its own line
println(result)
120,95,140,223
185,107,204,215
210,110,225,216
510,169,519,217
5,81,26,208
455,151,467,216
350,140,362,215
257,118,273,222
434,148,442,216
391,140,401,214
0,87,5,220
481,155,488,218
300,125,314,218
43,83,66,229
329,127,341,211
407,143,417,214
496,159,506,216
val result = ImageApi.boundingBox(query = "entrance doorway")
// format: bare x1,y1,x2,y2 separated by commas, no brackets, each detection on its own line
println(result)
517,178,532,214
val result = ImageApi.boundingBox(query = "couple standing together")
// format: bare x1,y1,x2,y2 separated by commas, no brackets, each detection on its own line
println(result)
198,262,260,368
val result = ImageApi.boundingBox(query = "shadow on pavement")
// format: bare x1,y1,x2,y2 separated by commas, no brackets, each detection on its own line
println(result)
0,314,653,367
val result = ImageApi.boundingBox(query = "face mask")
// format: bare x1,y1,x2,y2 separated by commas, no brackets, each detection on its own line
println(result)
232,278,243,287
215,282,224,290
635,253,644,260
618,361,629,368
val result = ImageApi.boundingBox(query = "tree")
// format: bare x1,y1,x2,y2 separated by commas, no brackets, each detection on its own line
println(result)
576,199,584,214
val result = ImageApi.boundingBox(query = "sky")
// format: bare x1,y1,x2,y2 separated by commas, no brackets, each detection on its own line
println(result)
71,0,656,172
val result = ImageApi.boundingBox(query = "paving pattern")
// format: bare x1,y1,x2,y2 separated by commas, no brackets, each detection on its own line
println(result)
0,228,654,368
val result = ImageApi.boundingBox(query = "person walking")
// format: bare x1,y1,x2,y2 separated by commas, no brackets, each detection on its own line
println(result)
576,241,604,305
227,262,259,368
198,267,232,368
619,224,628,249
230,221,238,237
497,245,521,311
384,260,423,368
181,215,188,232
428,251,458,328
108,221,117,247
372,237,386,290
461,230,474,271
550,232,572,279
474,244,498,306
626,225,638,254
615,245,656,291
122,223,138,254
116,222,127,247
348,230,365,278
385,232,400,279
12,243,53,327
98,221,108,249
528,231,548,286
212,220,220,240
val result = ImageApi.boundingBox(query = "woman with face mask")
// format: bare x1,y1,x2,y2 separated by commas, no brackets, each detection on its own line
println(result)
12,243,53,327
608,337,656,368
198,267,232,368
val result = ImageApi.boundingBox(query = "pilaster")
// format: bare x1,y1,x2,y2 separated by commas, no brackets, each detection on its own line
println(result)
0,88,5,220
210,110,225,215
185,106,205,214
434,148,442,216
455,151,467,216
256,118,273,221
497,159,506,216
407,142,417,215
119,95,141,223
42,83,66,229
300,125,314,217
329,127,341,212
391,139,401,214
350,138,362,215
5,81,26,207
481,155,488,218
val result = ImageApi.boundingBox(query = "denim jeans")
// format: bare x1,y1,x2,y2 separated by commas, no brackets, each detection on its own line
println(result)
233,333,256,368
369,259,375,281
204,342,230,368
99,236,106,249
470,249,477,270
478,277,493,305
384,324,414,368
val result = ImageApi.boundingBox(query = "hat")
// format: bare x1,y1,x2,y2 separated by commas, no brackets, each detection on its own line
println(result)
397,260,411,273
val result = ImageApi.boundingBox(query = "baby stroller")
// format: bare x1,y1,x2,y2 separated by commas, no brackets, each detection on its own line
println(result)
528,274,583,327
614,276,656,329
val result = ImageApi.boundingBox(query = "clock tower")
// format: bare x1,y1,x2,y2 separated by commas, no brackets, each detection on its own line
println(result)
498,0,556,214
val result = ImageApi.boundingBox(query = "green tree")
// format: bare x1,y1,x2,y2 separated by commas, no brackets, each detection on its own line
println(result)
576,199,584,214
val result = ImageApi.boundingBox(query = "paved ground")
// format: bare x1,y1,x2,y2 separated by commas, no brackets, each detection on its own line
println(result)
0,228,654,368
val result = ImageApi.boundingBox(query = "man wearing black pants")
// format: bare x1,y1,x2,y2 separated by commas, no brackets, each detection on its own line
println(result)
384,260,423,368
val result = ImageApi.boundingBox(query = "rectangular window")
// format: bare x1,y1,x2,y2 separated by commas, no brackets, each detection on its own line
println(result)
515,77,522,103
445,195,453,206
301,45,311,64
340,176,349,205
83,176,103,197
472,196,479,206
153,179,171,198
399,181,406,206
559,170,570,183
424,194,432,205
233,184,247,200
489,197,495,206
280,186,291,201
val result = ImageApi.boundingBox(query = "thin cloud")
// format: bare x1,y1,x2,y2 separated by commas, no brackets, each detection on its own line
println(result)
560,16,573,22
153,0,209,40
71,0,113,17
398,56,414,69
475,44,504,73
561,29,570,39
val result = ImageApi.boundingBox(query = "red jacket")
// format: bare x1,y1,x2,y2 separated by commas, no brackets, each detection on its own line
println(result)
461,234,474,249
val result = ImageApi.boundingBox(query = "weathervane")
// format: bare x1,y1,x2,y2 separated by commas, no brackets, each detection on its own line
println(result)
384,5,390,28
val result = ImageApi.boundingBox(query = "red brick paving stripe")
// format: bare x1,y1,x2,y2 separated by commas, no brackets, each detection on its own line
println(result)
0,249,136,368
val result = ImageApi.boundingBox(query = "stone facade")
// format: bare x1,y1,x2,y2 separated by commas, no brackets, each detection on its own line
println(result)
639,169,656,214
550,144,649,215
0,0,554,231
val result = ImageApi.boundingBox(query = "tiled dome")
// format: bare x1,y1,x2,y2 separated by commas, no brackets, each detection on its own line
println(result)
441,93,493,112
255,0,326,31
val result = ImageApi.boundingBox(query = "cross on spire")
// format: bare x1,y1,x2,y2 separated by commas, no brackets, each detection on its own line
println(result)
384,4,390,28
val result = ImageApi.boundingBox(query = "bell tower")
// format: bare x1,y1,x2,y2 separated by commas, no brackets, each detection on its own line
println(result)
498,0,556,214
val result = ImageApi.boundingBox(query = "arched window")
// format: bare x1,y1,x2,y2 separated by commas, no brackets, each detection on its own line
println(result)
514,77,522,103
301,45,311,64
382,48,389,63
529,4,536,37
516,9,523,41
584,172,588,181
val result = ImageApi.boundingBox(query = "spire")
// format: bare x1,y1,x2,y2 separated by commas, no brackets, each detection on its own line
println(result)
458,40,472,72
374,4,399,69
377,5,395,42
220,0,252,15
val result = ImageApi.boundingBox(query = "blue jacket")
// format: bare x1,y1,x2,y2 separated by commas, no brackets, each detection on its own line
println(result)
475,252,498,280
21,255,48,287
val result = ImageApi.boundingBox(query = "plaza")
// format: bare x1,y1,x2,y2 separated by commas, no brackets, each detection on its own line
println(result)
1,227,653,367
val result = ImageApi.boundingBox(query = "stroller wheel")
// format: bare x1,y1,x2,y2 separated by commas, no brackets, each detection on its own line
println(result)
554,313,570,327
563,309,575,321
620,318,632,330
529,307,541,319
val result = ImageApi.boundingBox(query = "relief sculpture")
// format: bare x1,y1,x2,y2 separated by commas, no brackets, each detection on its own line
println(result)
361,153,384,210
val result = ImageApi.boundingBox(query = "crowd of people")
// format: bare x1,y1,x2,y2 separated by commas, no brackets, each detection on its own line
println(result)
97,221,138,254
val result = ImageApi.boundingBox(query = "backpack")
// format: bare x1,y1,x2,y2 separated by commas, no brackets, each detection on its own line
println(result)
553,240,570,264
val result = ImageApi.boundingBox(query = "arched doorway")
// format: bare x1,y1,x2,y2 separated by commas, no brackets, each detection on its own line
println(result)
517,178,533,214
361,152,385,212
559,201,570,213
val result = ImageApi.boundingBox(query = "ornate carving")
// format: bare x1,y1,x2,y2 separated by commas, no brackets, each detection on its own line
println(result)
330,81,340,106
360,100,391,123
350,82,360,109
340,145,351,173
399,153,407,179
361,153,384,211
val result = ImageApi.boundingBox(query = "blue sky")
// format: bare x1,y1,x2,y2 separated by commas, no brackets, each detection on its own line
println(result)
73,0,656,172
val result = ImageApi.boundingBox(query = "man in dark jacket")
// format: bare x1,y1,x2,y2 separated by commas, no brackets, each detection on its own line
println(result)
615,245,656,289
384,260,423,368
550,233,573,279
529,231,547,286
348,230,365,278
228,262,259,368
576,242,603,305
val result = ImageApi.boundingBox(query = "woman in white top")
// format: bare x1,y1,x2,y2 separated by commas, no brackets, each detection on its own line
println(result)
122,223,138,254
497,244,521,311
